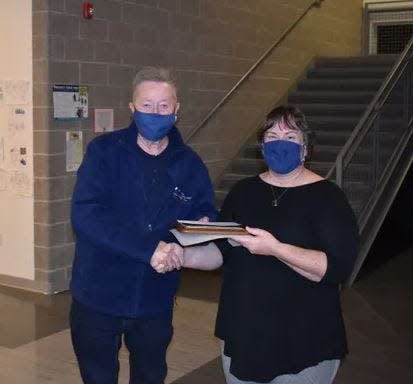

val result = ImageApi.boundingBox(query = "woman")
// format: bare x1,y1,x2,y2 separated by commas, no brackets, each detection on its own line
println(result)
181,105,359,384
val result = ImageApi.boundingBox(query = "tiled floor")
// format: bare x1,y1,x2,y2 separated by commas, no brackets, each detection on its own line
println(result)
0,247,412,383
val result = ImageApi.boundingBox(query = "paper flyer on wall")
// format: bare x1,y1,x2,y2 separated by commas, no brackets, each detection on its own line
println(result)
66,131,83,172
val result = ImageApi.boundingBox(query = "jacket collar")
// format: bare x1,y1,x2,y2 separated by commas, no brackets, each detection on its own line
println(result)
123,121,184,156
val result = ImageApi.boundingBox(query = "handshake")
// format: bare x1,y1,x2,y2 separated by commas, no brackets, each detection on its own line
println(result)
150,241,185,273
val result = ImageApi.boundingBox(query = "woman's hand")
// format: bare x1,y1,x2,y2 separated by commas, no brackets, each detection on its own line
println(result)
230,226,280,256
230,226,327,282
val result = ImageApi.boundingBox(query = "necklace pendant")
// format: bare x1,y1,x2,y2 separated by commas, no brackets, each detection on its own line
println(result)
272,199,278,207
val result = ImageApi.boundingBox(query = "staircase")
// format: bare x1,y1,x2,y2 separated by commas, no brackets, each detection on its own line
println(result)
215,54,398,214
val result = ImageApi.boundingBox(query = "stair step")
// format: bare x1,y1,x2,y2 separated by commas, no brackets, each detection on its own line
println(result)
289,91,375,104
311,115,403,129
298,78,383,92
311,144,346,162
309,161,373,180
298,104,404,119
315,54,397,68
311,144,379,163
306,66,391,79
315,130,351,145
316,142,396,163
319,129,401,146
307,116,359,131
296,103,367,117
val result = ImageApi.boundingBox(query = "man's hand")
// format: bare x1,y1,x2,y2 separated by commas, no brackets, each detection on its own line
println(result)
150,241,184,273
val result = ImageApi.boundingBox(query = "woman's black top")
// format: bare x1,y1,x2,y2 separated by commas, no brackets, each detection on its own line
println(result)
215,176,359,382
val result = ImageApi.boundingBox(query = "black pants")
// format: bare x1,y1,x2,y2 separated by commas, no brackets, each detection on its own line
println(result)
70,299,173,384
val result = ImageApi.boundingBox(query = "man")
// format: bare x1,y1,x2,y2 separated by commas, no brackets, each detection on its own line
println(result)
70,67,216,384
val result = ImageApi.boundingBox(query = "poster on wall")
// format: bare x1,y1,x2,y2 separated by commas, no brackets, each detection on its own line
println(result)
53,84,88,120
0,102,33,197
66,131,83,172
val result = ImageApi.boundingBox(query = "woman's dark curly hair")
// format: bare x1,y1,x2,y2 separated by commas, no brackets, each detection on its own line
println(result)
257,105,315,160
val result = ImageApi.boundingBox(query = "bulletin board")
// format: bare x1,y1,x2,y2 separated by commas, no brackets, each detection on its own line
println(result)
0,0,35,281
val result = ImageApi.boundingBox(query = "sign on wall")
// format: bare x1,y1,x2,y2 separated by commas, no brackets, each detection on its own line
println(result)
66,131,83,172
53,84,88,120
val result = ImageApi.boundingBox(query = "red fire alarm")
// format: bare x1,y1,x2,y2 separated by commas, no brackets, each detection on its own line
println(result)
83,2,94,19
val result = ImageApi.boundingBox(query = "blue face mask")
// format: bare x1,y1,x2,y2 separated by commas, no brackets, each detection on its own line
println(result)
133,111,176,141
263,140,303,175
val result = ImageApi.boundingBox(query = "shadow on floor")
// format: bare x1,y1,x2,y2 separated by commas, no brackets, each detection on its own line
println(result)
177,268,222,303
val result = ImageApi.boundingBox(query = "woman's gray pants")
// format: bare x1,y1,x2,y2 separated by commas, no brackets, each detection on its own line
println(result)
220,342,340,384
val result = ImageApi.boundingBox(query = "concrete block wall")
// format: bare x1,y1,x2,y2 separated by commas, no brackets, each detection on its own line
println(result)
31,0,363,293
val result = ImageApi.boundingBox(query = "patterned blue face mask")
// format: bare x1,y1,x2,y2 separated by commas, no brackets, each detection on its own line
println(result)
263,140,303,175
133,111,176,141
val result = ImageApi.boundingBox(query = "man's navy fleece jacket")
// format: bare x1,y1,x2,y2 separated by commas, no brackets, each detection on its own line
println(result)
70,123,216,317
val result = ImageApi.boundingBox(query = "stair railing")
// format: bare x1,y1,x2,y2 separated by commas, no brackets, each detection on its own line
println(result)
326,38,413,285
185,0,325,142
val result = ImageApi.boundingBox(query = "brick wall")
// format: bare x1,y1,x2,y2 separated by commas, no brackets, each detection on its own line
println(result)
32,0,364,293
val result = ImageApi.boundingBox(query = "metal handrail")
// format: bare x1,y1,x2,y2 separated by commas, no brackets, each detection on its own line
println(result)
325,34,413,285
185,0,325,142
326,36,413,185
